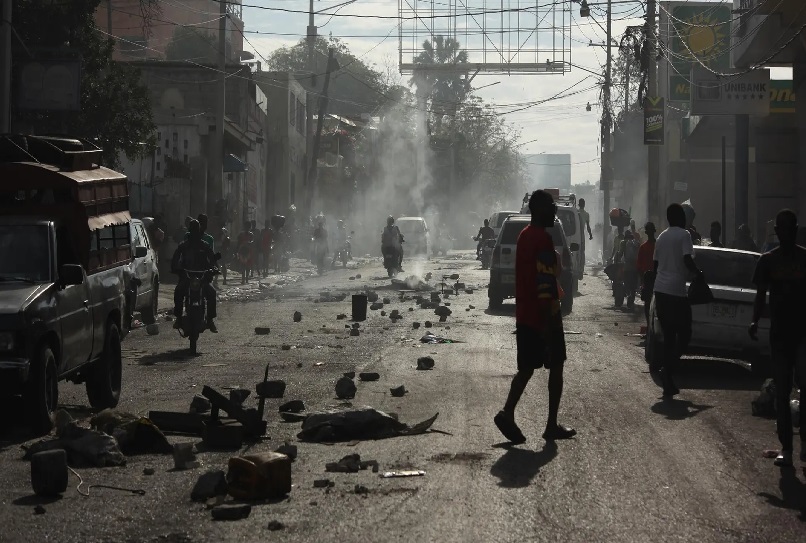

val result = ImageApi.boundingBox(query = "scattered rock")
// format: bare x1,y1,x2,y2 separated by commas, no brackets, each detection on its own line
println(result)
143,467,155,476
352,322,361,329
370,302,383,311
279,400,305,413
281,344,292,351
275,443,298,461
229,389,251,406
335,376,357,399
390,310,401,319
298,408,439,442
390,385,407,397
354,484,369,495
417,357,435,370
367,291,379,303
409,307,414,312
267,520,285,531
326,453,362,473
256,380,286,399
173,442,199,471
383,297,391,304
191,470,228,502
146,324,160,336
380,311,387,317
211,504,252,521
434,306,452,317
190,395,212,414
413,322,421,329
465,289,474,294
356,274,362,279
254,327,271,335
425,321,433,328
314,479,334,488
469,305,475,309
349,276,356,281
33,505,46,515
343,371,356,379
350,329,360,337
293,311,302,322
280,412,307,423
449,273,460,280
359,372,380,382
439,316,447,323
337,314,347,320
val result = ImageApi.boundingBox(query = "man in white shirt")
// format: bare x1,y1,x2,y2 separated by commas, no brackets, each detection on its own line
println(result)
652,203,703,397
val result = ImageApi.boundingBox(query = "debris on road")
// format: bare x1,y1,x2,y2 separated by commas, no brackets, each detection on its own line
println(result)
146,324,160,336
344,371,356,379
417,357,435,370
314,479,334,488
279,400,305,413
367,291,379,303
275,442,298,461
31,450,68,497
229,389,251,406
298,408,439,442
350,328,360,337
211,504,252,521
281,344,293,350
173,443,199,470
256,380,286,399
254,327,271,335
337,314,347,320
227,452,292,500
191,470,228,502
280,412,307,423
335,376,357,399
202,420,244,450
359,372,380,382
25,421,126,468
190,395,212,413
143,468,155,476
267,520,286,531
326,453,361,473
390,386,407,397
293,311,302,322
90,410,173,455
425,321,433,328
420,332,458,344
752,379,776,418
381,470,426,478
370,303,383,311
762,449,779,459
413,322,421,329
354,484,369,495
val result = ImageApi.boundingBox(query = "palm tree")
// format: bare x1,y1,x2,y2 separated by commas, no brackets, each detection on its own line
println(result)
410,36,471,122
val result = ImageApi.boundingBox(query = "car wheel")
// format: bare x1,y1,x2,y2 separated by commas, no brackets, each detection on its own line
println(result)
142,279,158,325
25,344,58,435
86,322,122,409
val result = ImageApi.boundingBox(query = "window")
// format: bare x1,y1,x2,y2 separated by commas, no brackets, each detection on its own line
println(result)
157,132,161,140
165,139,169,149
184,139,188,149
172,132,178,143
130,223,143,248
156,162,161,171
156,147,161,156
289,93,296,127
89,223,131,271
184,155,188,164
501,221,528,244
694,249,759,289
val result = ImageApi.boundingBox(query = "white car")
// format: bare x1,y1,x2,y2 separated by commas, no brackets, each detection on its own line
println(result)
554,202,585,282
396,217,431,257
488,214,578,314
489,210,521,240
129,218,160,324
645,246,771,375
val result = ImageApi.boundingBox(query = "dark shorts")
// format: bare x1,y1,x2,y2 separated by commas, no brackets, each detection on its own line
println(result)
516,323,567,371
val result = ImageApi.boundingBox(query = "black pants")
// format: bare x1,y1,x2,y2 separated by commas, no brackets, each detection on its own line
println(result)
174,279,217,320
624,269,639,306
770,337,806,451
654,292,691,387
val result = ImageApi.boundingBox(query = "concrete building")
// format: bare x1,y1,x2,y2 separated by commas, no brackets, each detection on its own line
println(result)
95,0,244,62
254,72,308,217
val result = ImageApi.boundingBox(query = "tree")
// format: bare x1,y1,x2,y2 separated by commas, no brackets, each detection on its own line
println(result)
165,26,218,64
409,36,471,122
11,0,156,168
267,35,389,117
612,25,648,128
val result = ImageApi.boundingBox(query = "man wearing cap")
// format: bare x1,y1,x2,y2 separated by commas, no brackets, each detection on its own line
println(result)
636,222,657,327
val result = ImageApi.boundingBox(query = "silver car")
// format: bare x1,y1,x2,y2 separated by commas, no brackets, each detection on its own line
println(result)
645,246,771,375
129,218,160,324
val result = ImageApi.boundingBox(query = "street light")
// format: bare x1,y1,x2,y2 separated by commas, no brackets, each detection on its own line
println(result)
572,0,591,17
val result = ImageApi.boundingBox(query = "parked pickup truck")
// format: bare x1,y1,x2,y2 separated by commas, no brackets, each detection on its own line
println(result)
0,135,139,432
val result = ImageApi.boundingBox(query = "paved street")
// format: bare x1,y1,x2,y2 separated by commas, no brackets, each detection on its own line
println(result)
0,252,803,543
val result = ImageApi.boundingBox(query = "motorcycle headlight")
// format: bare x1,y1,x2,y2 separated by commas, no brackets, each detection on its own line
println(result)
0,332,15,352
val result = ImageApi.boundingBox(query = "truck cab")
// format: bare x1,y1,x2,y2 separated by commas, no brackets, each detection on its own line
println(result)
0,135,137,433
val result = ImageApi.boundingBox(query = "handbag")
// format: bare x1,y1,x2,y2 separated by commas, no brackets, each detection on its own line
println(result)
688,273,714,305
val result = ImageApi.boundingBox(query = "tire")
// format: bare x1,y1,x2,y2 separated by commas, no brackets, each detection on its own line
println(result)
25,345,58,435
86,323,122,409
142,279,159,325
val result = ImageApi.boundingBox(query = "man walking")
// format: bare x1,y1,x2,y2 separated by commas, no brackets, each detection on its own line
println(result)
653,204,702,397
636,222,657,327
749,209,806,467
494,190,576,444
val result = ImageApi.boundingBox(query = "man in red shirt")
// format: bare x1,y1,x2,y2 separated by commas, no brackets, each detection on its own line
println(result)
494,190,576,444
636,222,657,326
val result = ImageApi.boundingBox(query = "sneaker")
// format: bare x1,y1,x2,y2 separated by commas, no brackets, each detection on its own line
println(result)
494,411,526,444
775,451,793,467
542,424,577,441
207,320,218,333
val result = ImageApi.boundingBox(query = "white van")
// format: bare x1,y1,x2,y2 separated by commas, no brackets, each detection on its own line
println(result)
489,210,521,240
396,217,431,257
522,193,585,282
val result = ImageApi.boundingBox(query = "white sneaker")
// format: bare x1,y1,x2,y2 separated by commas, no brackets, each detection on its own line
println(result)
774,451,793,467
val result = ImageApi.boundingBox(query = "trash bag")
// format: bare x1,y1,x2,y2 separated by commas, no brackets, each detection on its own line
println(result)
24,422,126,467
688,274,714,305
297,407,438,442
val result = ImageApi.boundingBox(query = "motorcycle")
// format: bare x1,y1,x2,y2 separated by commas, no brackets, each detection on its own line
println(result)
178,264,219,355
382,245,402,277
332,234,353,269
480,239,495,270
312,236,328,274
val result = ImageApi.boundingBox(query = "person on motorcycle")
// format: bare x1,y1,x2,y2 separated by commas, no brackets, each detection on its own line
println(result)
185,213,215,250
312,215,328,270
474,219,496,260
171,220,219,333
331,219,350,267
220,227,231,285
381,216,404,271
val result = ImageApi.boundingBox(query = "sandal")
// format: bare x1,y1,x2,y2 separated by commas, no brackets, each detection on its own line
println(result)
494,411,526,444
542,424,577,441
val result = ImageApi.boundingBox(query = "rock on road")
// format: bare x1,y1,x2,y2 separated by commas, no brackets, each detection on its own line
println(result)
0,252,802,543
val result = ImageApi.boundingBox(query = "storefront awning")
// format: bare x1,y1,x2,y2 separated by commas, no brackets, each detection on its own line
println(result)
223,153,248,173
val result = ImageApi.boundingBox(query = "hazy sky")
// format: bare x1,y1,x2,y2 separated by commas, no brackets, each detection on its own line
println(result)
234,0,785,186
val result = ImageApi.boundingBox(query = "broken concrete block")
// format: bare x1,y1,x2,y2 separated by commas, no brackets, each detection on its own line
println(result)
279,400,305,413
190,395,212,414
434,306,452,317
229,389,251,406
31,450,68,497
254,327,271,335
203,420,244,450
325,453,361,473
425,321,433,328
191,470,228,502
354,484,369,495
293,311,302,322
256,380,286,399
370,302,383,311
173,442,199,471
227,452,292,500
267,520,285,531
335,376,357,399
383,297,391,304
275,443,298,461
337,314,347,320
350,328,360,337
344,371,356,379
314,479,334,488
212,504,252,521
390,386,407,397
280,412,307,423
367,292,379,303
413,322,421,329
417,357,435,370
359,372,380,382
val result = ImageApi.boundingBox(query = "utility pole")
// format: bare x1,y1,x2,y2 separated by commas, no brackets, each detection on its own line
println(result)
209,0,227,220
305,0,317,216
1,0,12,133
646,0,660,225
601,0,612,262
306,48,336,215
